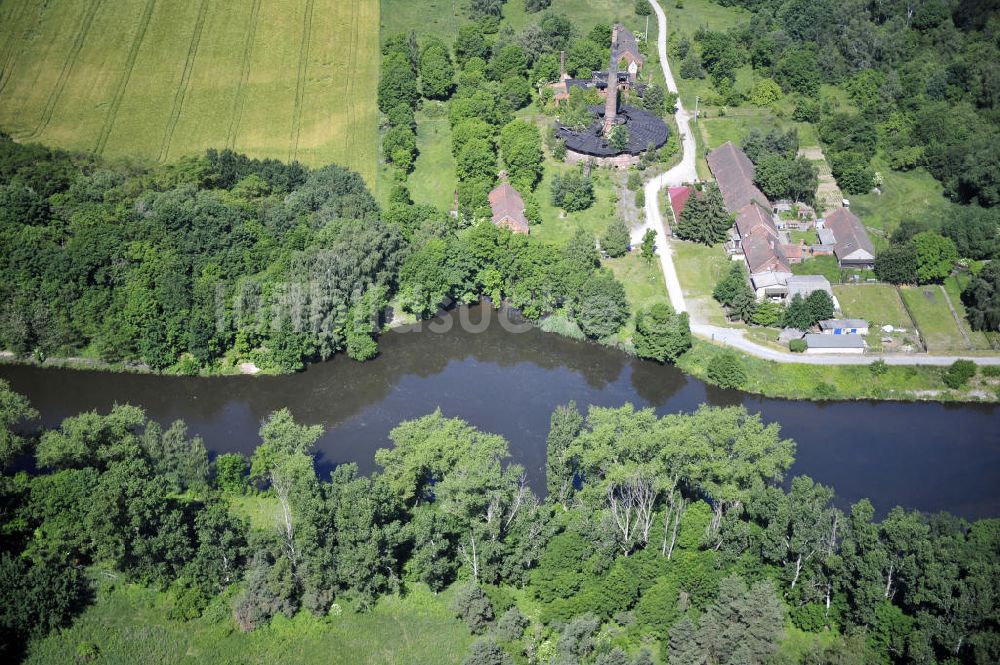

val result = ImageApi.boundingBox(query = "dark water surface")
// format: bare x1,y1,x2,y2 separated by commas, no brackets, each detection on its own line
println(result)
2,305,998,519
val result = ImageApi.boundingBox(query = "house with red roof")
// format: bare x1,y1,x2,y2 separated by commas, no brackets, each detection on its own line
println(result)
488,182,530,235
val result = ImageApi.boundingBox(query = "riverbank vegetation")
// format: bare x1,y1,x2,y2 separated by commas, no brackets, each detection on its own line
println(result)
0,135,642,374
2,382,998,663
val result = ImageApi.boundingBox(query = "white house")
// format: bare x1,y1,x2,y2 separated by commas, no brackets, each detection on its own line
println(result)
804,333,865,355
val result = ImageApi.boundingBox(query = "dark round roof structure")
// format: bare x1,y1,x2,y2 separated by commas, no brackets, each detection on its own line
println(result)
555,104,669,158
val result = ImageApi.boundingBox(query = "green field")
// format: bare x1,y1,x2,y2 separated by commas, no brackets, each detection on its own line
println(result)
25,582,473,665
672,240,732,325
832,284,913,329
943,275,996,351
849,157,950,240
0,0,378,183
900,284,973,353
677,339,956,401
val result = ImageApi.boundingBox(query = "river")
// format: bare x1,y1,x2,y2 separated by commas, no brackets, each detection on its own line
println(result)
2,304,998,519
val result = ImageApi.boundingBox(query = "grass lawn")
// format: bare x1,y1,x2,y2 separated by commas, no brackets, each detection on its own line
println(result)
407,104,457,210
605,251,671,332
505,0,646,35
900,285,970,353
699,111,784,151
382,0,648,45
226,494,283,533
792,256,844,284
672,240,731,325
0,0,378,183
677,339,956,401
943,275,995,351
832,284,913,329
788,229,818,244
530,163,618,245
849,157,950,242
26,582,474,665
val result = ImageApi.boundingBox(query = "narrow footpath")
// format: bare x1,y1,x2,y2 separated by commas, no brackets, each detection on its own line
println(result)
638,0,1000,366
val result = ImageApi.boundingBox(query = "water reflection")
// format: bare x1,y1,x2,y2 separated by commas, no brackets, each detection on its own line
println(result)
1,303,998,519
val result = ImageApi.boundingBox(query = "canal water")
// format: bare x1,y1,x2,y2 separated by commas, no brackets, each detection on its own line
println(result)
2,304,998,519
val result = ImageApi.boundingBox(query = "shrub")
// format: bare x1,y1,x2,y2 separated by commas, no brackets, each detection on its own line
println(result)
791,602,829,632
981,365,1000,378
789,338,806,353
495,606,529,641
602,220,630,258
451,583,494,634
814,382,836,399
870,359,889,375
943,360,977,389
707,351,746,389
462,638,513,665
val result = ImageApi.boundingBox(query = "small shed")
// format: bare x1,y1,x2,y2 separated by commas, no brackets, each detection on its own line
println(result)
819,319,869,335
804,333,865,354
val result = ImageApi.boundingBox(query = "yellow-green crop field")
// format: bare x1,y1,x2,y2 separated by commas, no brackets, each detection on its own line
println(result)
0,0,378,183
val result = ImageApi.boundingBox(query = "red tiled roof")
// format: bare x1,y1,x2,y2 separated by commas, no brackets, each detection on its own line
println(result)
734,201,777,240
743,226,790,275
782,243,804,260
488,182,530,234
668,186,694,222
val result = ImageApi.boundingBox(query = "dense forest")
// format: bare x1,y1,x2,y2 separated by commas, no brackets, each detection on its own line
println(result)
0,135,636,372
0,380,996,663
684,0,998,204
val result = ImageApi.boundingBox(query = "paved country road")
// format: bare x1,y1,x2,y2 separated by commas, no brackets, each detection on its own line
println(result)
637,0,1000,367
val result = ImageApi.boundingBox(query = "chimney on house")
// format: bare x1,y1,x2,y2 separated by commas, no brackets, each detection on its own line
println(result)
603,25,620,136
559,50,566,79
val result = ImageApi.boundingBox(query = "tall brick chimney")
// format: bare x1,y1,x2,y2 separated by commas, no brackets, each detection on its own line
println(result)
559,50,566,79
603,24,620,136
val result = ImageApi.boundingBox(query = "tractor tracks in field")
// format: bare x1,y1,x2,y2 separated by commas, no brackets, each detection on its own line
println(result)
346,0,361,164
29,0,103,139
157,0,209,161
288,0,315,163
94,0,156,155
0,0,32,95
226,0,262,150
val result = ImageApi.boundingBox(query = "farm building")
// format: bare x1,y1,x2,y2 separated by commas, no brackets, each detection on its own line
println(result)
708,142,799,297
488,182,530,235
554,25,668,168
667,186,695,223
548,24,647,106
824,208,876,268
804,333,866,354
819,319,870,335
707,142,770,213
